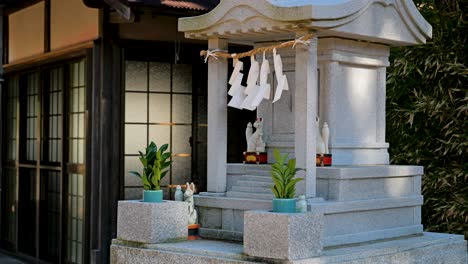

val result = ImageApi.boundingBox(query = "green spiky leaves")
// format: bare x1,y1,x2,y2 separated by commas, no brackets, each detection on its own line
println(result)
271,149,303,199
129,142,171,191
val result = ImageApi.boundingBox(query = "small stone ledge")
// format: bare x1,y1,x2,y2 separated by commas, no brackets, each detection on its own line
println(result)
309,195,423,214
199,227,243,241
324,225,423,247
112,239,148,249
244,211,324,260
195,195,272,210
317,165,424,179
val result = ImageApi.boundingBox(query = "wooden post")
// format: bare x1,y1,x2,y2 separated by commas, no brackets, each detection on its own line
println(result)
0,6,3,243
207,38,228,193
88,8,123,263
295,33,317,198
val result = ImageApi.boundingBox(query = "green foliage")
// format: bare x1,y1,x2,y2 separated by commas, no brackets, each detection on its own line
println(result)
270,149,303,199
129,142,171,190
386,0,467,238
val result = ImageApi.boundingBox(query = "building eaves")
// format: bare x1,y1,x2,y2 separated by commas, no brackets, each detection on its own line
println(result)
132,0,219,11
84,0,219,11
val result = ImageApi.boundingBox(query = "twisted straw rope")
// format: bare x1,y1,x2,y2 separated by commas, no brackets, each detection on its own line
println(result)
200,34,314,61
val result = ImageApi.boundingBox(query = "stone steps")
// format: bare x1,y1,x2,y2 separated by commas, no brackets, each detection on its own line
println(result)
227,164,274,200
232,186,271,194
245,169,271,176
226,191,274,200
236,180,272,188
237,175,272,183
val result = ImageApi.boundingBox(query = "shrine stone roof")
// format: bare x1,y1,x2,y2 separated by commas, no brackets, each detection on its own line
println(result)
179,0,432,46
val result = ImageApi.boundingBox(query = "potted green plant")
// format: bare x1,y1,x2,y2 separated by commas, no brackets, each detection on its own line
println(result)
271,149,303,213
129,142,171,203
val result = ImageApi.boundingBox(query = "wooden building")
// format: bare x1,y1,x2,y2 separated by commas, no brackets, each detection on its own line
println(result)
0,0,254,263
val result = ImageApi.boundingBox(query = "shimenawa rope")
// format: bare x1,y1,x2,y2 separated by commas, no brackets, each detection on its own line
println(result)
200,34,314,62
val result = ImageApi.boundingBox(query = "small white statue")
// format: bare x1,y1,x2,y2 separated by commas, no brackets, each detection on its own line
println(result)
184,182,198,225
246,117,266,152
245,122,253,143
322,123,330,154
175,185,184,201
316,117,330,154
297,195,308,213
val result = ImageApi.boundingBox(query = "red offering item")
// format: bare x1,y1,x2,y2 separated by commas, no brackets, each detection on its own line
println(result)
316,154,332,167
243,152,267,164
188,224,200,240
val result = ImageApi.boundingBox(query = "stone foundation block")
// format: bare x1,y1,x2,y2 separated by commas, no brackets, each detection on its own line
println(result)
243,210,323,260
117,200,188,243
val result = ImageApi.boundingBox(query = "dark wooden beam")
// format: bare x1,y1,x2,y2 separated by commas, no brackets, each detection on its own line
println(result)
103,0,134,22
82,0,105,8
88,7,123,264
1,0,43,15
88,9,105,263
84,0,134,22
88,39,123,264
84,47,93,264
3,3,7,66
3,41,93,74
88,40,102,264
44,0,50,52
0,5,4,243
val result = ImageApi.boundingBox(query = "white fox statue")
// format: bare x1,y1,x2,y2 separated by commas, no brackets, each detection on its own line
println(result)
184,182,197,225
316,117,330,155
245,117,266,152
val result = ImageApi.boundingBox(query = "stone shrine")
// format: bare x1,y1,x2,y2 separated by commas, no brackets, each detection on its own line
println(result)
111,0,467,263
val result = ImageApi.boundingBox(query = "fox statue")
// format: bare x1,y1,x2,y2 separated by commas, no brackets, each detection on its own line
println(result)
184,182,198,225
245,117,266,152
316,117,330,154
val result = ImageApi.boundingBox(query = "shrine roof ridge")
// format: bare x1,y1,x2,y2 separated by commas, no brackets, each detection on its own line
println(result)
179,0,432,46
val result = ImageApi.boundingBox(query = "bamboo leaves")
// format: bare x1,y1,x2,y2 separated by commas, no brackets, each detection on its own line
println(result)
270,149,303,199
386,0,468,238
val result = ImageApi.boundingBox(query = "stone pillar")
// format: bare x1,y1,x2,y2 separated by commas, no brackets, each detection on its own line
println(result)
207,38,228,193
318,38,390,165
295,34,318,198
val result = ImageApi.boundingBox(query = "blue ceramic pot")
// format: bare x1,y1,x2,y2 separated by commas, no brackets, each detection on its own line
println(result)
143,190,163,203
272,198,296,213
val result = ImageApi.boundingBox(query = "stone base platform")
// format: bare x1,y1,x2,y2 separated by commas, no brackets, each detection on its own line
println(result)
197,164,425,247
196,195,424,247
110,232,467,264
197,195,424,247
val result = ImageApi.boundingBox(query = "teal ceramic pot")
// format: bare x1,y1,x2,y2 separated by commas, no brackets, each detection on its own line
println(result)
143,190,163,203
272,198,296,213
